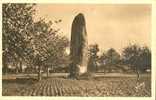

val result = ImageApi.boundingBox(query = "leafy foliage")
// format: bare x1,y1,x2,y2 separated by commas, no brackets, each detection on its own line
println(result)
100,48,120,66
29,20,69,68
2,4,35,73
2,4,69,78
88,44,99,72
122,44,151,72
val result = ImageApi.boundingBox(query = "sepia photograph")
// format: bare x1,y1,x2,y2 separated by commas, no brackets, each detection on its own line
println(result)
2,3,152,97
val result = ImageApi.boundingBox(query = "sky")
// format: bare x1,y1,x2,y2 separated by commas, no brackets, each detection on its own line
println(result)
35,4,151,53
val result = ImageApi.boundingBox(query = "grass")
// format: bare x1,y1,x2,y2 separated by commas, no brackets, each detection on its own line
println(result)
2,73,151,96
2,78,37,96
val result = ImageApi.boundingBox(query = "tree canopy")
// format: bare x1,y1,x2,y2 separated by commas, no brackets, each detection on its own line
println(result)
122,44,151,72
2,4,69,77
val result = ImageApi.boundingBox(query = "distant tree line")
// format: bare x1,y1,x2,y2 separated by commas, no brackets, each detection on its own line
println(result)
88,44,151,74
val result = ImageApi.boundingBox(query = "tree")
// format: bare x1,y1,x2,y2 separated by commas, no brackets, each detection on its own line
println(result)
139,46,151,71
28,18,69,81
122,44,141,80
88,44,99,72
98,48,120,73
98,51,107,72
122,44,151,81
2,3,35,74
99,52,108,66
2,4,69,81
106,48,120,65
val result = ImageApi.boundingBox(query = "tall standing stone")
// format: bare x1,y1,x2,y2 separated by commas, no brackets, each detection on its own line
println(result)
69,13,89,78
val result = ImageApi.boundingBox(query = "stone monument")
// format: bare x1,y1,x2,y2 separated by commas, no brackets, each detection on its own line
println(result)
69,13,89,79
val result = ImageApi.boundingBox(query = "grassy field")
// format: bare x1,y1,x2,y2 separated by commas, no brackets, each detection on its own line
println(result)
2,73,151,96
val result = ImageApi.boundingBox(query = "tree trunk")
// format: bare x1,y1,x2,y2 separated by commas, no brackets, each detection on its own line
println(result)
38,66,42,81
46,67,49,78
133,66,140,83
16,62,19,74
3,55,8,74
135,67,140,82
19,59,22,73
3,61,8,74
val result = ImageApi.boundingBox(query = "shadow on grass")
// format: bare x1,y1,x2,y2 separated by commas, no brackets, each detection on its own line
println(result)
3,78,38,85
2,78,38,96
